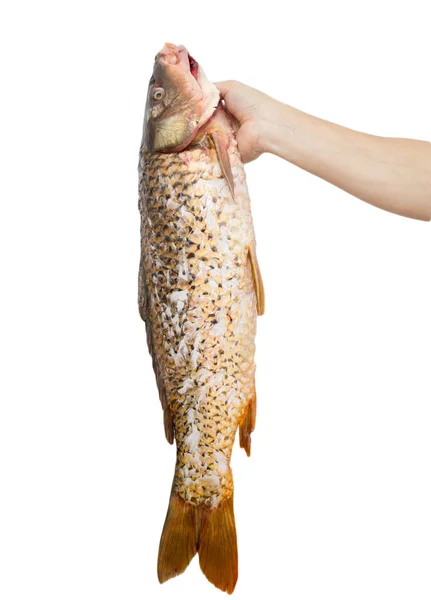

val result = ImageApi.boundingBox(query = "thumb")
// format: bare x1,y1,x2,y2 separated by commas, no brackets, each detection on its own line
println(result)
214,80,239,98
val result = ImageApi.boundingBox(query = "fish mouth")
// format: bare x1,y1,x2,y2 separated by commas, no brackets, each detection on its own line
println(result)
175,45,200,81
158,43,199,81
188,53,199,80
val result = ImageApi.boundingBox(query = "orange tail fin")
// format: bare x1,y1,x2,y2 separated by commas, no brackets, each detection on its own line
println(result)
157,492,238,594
198,495,238,594
157,493,197,583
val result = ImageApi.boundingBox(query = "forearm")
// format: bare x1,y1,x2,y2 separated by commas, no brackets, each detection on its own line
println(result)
262,102,431,221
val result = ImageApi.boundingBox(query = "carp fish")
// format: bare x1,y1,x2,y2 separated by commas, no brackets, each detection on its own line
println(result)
138,43,264,594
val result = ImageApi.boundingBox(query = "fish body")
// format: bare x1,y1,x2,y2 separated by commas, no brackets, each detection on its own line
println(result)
138,44,264,593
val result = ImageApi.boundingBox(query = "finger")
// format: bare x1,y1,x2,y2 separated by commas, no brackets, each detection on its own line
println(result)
214,80,239,98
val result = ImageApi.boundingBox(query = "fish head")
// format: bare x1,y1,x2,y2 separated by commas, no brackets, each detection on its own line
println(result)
144,43,220,152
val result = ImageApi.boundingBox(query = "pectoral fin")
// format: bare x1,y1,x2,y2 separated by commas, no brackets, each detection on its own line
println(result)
248,246,265,316
210,132,235,200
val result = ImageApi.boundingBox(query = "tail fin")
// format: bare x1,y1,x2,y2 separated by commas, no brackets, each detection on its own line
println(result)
157,492,238,594
157,493,197,583
198,495,238,594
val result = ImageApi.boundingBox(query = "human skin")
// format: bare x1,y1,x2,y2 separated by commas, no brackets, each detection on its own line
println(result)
216,81,431,222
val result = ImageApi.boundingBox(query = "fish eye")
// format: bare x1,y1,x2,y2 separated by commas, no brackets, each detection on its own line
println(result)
153,87,165,101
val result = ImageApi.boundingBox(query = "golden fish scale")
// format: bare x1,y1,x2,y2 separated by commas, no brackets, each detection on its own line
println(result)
139,138,257,507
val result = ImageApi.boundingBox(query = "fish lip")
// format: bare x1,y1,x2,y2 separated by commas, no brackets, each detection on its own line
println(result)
175,45,200,82
158,44,200,82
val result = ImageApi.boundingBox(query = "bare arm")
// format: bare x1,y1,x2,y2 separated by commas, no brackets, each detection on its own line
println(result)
217,81,431,221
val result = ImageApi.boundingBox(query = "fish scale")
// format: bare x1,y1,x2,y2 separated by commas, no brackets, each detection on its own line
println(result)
139,139,257,507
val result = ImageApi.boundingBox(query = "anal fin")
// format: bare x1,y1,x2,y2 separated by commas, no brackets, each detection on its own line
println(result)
239,395,256,457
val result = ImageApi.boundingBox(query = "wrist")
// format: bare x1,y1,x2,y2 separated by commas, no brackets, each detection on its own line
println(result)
258,117,279,156
256,99,293,157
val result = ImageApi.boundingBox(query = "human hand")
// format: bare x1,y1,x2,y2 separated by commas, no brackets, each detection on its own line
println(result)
216,82,431,222
215,80,280,163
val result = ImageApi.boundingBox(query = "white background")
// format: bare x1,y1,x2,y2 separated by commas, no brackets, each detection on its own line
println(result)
1,1,430,599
